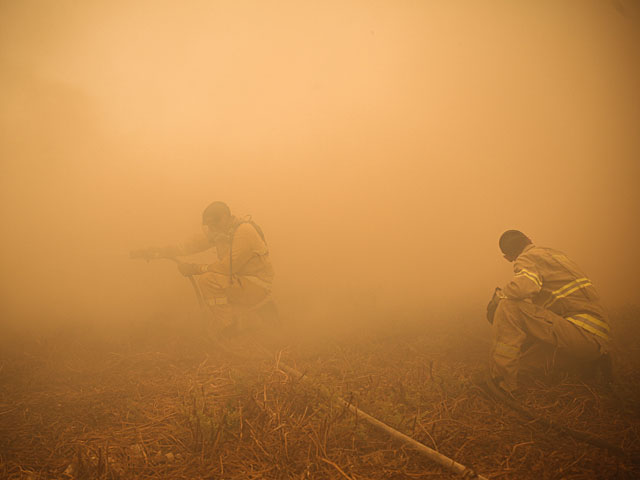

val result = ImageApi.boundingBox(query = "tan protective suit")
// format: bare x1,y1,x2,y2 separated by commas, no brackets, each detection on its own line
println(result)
170,216,275,327
492,244,610,391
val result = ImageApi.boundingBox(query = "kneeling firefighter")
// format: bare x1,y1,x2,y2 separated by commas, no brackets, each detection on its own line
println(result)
131,201,277,333
486,230,612,392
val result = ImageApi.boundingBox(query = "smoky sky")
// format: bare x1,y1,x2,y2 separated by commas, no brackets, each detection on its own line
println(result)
1,0,639,330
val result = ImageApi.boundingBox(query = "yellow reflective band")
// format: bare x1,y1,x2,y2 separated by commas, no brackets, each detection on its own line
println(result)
206,297,228,306
546,278,593,307
494,342,520,358
242,275,273,290
552,277,590,296
575,313,610,331
515,269,542,288
566,314,611,341
554,282,593,301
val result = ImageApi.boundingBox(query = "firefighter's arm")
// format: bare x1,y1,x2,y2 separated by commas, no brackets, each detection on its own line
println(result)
486,287,506,324
502,255,543,299
131,233,210,261
177,235,210,257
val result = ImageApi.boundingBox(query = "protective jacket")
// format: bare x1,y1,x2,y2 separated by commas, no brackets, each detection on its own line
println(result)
170,216,274,291
502,244,610,342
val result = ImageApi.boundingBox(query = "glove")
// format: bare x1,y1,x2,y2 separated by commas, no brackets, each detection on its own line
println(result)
486,287,505,324
177,263,209,276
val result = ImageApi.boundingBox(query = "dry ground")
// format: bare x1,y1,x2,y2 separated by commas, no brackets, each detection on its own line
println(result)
1,308,639,479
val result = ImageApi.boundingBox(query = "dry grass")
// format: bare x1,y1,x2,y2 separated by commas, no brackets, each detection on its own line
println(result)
1,309,639,479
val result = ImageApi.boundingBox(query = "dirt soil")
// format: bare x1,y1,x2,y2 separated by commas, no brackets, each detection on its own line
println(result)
1,308,639,479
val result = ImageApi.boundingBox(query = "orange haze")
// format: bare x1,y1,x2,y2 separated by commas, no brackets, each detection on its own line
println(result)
1,0,639,333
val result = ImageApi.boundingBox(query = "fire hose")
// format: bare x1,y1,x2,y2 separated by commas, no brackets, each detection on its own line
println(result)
170,261,488,479
130,255,489,478
133,254,628,474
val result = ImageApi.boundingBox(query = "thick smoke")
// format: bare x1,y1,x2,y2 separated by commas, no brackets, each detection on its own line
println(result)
1,0,638,333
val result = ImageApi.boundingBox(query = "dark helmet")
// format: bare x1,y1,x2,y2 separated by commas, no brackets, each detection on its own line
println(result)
202,201,231,226
499,230,532,257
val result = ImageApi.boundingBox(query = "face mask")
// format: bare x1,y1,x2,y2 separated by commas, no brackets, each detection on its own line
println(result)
202,224,229,242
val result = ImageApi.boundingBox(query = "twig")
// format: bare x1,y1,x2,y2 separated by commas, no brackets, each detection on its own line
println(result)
319,456,355,480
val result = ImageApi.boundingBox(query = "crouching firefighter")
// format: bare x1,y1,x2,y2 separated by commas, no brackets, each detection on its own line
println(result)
131,201,277,334
486,230,612,392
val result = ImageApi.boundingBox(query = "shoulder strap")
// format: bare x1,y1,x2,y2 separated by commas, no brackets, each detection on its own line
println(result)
228,217,267,284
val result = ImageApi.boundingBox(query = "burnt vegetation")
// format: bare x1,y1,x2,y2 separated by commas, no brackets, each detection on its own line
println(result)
1,308,639,479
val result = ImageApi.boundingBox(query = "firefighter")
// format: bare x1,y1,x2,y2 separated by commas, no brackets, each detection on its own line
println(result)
131,201,277,333
486,230,611,392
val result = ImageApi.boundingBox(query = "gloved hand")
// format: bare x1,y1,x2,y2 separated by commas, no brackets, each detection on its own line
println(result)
486,287,505,324
177,263,209,276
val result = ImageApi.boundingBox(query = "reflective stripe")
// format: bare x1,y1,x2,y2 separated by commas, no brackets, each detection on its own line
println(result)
241,275,273,291
554,281,593,299
206,297,228,306
494,342,519,358
552,277,590,296
515,268,542,288
566,314,611,341
547,278,592,306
